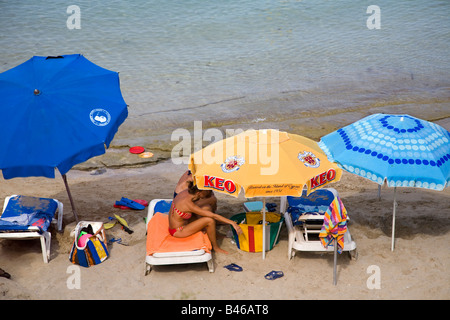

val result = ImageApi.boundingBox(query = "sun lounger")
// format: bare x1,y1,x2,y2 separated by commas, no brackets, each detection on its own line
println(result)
0,195,63,263
281,188,357,260
145,199,214,275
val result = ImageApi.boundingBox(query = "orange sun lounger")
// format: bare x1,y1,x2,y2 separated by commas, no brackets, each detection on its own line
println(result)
145,199,214,275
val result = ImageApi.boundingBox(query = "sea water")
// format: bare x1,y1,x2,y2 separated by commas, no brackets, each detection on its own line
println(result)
0,0,449,153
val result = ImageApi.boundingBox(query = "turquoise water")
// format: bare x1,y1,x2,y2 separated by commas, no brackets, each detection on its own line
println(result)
0,0,449,148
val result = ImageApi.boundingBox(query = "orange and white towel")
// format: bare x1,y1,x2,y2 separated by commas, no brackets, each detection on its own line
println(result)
146,212,212,256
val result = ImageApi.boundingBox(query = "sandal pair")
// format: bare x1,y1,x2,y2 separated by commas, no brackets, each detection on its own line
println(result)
224,264,284,280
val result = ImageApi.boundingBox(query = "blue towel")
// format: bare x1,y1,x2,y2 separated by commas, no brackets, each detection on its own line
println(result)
287,189,335,225
0,195,57,232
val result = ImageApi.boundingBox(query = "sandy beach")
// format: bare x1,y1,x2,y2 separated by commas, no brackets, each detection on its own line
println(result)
1,117,449,300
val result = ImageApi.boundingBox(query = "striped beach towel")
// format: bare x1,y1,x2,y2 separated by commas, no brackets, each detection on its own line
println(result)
319,196,348,253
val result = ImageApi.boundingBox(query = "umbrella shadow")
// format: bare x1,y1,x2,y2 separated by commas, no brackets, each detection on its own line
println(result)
342,187,450,240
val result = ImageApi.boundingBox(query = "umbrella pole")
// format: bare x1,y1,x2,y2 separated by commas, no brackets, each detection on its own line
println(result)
62,174,79,223
262,198,266,260
391,187,397,251
333,238,338,285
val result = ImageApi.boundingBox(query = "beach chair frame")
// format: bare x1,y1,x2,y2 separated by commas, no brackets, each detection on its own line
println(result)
281,188,357,260
0,195,64,263
145,199,214,275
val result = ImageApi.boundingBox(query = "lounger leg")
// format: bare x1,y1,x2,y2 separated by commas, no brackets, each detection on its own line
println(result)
40,233,51,263
207,260,214,273
145,263,152,276
284,211,296,260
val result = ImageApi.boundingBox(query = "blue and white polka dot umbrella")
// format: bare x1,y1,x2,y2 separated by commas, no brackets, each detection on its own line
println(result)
319,113,450,250
319,113,450,190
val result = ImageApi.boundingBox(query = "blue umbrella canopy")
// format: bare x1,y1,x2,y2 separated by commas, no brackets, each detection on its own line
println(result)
318,114,450,190
319,113,450,250
0,54,128,179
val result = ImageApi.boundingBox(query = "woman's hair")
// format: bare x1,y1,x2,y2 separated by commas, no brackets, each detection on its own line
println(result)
187,181,199,194
187,181,212,197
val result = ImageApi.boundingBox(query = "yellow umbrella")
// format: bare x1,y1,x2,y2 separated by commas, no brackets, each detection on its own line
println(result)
189,129,342,258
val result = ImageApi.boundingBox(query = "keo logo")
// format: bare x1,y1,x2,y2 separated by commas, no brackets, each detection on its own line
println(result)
298,151,320,168
221,156,245,173
310,169,337,189
204,175,237,194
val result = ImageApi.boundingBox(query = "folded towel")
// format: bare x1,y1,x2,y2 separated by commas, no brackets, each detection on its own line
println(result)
1,212,36,225
146,212,212,256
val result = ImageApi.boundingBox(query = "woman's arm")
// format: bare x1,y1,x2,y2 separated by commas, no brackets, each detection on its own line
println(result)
189,203,243,234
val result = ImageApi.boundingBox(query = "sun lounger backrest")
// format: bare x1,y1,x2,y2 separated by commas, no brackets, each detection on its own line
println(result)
153,200,172,215
287,189,336,214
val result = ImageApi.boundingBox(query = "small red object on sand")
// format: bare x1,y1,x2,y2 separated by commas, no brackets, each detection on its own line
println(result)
129,146,145,154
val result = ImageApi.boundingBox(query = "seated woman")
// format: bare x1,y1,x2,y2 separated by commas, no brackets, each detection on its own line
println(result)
174,170,217,212
169,181,242,254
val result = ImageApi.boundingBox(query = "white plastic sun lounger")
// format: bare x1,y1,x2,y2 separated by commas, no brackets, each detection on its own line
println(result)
0,195,63,263
145,199,214,275
281,188,357,260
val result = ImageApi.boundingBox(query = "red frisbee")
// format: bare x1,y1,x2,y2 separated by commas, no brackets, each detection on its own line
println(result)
129,146,145,154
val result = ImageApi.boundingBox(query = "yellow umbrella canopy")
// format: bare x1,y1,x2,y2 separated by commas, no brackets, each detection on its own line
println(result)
189,129,342,198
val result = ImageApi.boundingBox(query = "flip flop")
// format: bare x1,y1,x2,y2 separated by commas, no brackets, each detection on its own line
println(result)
132,199,149,207
118,197,145,210
108,237,128,246
114,199,148,210
114,214,134,234
104,220,117,230
264,270,284,280
224,263,243,272
114,202,130,210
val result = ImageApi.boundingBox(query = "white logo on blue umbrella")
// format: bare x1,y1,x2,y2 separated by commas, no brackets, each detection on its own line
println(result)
90,108,111,126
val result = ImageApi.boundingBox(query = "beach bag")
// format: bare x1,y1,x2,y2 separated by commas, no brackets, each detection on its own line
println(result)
69,221,109,267
230,212,284,253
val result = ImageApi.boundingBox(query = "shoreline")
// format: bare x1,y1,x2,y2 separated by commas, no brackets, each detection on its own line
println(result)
75,94,450,171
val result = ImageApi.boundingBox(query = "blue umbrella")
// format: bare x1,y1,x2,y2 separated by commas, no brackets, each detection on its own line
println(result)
318,113,450,250
0,54,128,221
